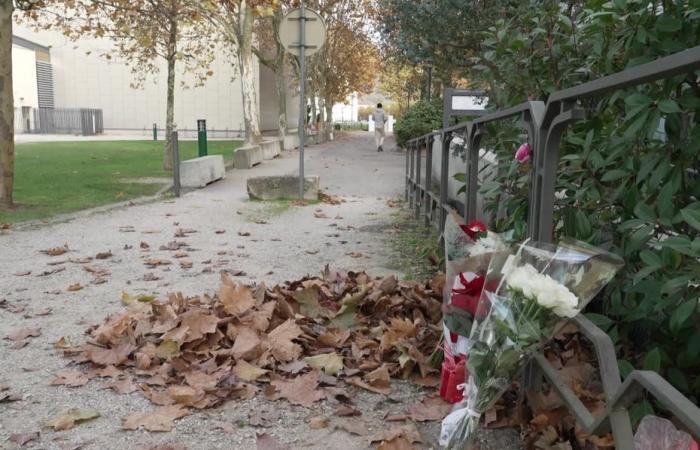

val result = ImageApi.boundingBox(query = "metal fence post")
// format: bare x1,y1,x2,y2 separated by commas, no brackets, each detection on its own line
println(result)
172,131,181,198
409,143,415,208
415,139,422,220
405,143,410,201
424,135,433,226
439,132,452,236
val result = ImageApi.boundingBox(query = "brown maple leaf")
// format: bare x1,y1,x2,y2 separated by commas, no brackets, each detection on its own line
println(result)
220,274,255,316
270,371,326,407
5,327,41,341
266,319,303,362
408,395,452,422
50,370,91,387
122,405,188,432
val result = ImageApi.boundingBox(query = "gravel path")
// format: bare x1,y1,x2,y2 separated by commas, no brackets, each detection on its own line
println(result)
0,132,449,450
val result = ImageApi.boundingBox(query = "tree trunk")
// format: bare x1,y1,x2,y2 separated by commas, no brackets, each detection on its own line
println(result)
163,19,177,171
324,101,332,141
0,1,14,207
275,51,287,150
273,10,287,149
238,0,262,145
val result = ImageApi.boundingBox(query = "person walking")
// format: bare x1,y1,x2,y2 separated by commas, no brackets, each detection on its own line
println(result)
372,103,386,152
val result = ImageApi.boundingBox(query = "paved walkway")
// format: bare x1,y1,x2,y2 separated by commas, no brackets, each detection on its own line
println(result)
0,132,440,450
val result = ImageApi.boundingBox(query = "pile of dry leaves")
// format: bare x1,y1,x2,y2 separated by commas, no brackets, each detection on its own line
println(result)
482,324,616,450
53,268,446,440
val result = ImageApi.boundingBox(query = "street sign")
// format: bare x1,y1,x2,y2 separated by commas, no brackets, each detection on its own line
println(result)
279,8,326,57
278,4,327,199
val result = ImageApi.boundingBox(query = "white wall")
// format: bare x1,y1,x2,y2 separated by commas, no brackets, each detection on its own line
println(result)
12,24,252,134
332,93,358,122
11,44,38,108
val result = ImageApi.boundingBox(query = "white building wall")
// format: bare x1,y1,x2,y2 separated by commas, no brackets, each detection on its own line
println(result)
11,24,251,135
11,44,38,108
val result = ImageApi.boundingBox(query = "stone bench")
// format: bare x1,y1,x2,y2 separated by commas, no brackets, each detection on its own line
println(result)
234,144,263,169
260,139,281,160
179,155,225,188
247,175,320,201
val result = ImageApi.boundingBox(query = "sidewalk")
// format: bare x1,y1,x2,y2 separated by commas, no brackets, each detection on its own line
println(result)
0,133,436,450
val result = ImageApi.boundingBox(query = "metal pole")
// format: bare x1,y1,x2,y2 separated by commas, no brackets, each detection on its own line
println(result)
427,67,432,102
172,131,180,198
298,1,306,199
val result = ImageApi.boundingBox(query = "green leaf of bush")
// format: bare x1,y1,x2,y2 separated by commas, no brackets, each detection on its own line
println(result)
643,347,661,372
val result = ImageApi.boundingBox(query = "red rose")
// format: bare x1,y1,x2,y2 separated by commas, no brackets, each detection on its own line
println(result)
450,273,485,316
459,220,487,240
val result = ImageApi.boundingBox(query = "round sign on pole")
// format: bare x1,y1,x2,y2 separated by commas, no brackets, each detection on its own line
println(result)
279,8,326,57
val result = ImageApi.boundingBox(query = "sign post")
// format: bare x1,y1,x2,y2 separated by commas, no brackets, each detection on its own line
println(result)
197,119,208,157
279,5,326,199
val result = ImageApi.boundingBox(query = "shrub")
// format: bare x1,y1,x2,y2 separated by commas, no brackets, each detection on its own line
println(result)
463,0,700,408
394,100,442,147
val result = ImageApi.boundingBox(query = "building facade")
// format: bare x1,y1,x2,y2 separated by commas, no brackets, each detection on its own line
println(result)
11,23,298,138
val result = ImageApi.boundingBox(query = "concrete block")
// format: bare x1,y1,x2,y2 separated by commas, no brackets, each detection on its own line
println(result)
234,144,263,169
179,155,225,188
283,133,299,150
260,139,281,159
247,175,320,201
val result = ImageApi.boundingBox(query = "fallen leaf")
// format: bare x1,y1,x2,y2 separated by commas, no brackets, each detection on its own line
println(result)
122,405,188,432
313,211,329,219
95,251,112,259
346,252,363,258
305,353,344,376
256,433,290,450
408,395,452,421
309,416,329,429
277,360,308,375
144,258,171,267
267,319,303,362
14,270,31,276
220,274,255,316
215,229,226,234
305,249,320,255
334,405,361,417
348,376,391,395
365,366,392,392
180,260,193,269
9,432,39,446
333,417,368,436
37,267,65,277
54,336,71,349
233,360,268,382
378,436,416,450
42,246,69,256
6,327,41,341
47,408,100,430
238,231,251,237
67,283,83,292
270,371,326,407
103,377,138,394
50,370,91,387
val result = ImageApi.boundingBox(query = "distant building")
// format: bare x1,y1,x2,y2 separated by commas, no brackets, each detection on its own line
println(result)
11,23,298,138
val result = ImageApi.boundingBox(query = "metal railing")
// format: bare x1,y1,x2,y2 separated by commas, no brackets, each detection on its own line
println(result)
14,107,105,135
404,46,700,448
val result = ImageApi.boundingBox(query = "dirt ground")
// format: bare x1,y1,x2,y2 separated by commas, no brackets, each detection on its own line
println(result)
0,133,522,449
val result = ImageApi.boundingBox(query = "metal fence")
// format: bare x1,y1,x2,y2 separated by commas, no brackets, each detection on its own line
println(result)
14,107,105,136
404,46,700,448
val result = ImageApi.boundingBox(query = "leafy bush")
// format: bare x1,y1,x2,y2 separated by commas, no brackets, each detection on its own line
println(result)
463,0,700,406
394,100,442,147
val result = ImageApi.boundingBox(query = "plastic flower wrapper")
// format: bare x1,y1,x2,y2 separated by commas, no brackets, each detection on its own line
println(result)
440,238,623,448
442,211,510,359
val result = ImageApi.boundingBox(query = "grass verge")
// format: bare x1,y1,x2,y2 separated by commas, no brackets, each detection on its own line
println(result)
0,140,242,223
386,202,442,281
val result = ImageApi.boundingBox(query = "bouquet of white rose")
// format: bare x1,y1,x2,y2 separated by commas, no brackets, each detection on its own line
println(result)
440,238,623,448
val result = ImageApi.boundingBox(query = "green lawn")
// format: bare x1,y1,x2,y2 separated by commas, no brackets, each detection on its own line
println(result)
0,140,242,223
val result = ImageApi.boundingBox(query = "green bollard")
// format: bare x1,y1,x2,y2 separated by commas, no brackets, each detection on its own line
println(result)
197,119,208,157
153,123,157,141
